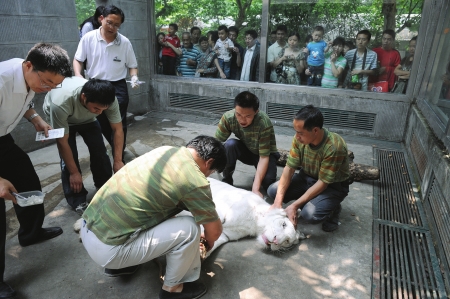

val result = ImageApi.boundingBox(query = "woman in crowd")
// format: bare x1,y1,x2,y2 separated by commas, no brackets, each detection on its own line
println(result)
339,40,355,87
322,36,347,88
156,32,165,74
79,6,104,38
393,36,417,93
273,32,306,85
196,33,226,78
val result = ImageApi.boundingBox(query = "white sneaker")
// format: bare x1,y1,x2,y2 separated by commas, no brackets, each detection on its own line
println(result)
75,202,88,216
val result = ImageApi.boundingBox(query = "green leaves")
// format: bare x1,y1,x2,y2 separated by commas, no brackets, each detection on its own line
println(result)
75,0,96,26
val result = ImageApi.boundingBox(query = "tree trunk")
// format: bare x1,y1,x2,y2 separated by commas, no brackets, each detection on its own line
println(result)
235,0,252,29
382,0,397,30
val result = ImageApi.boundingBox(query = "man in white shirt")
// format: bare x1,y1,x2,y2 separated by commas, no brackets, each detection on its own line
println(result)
240,30,260,82
267,25,288,83
73,5,138,160
0,43,72,298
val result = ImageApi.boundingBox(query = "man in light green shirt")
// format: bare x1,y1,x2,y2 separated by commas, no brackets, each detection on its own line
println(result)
43,77,124,214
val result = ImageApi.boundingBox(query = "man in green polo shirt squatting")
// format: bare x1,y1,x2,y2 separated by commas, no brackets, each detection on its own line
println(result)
80,135,226,299
267,105,350,232
43,77,124,215
215,91,279,198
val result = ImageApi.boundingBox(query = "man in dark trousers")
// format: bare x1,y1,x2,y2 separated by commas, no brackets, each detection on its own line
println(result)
0,43,72,298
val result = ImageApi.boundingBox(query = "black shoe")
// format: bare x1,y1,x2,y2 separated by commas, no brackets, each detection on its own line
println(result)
159,281,207,299
104,265,140,277
322,204,342,232
20,227,63,247
0,282,15,299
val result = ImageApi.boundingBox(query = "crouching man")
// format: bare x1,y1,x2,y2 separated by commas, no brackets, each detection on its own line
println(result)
80,135,226,299
215,91,279,197
43,77,124,215
268,105,350,232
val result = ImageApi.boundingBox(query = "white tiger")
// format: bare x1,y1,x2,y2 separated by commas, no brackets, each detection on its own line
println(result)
74,178,305,258
193,178,305,258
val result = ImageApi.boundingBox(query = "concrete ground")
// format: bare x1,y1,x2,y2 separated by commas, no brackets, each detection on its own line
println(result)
4,111,385,299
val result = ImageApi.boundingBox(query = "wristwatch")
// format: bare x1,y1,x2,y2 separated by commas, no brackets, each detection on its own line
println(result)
28,113,39,122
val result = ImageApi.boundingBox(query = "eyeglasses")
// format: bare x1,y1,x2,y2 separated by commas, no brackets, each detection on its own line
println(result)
105,20,120,30
37,71,62,89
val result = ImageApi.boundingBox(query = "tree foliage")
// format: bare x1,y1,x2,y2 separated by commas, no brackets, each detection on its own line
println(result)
155,0,262,35
75,0,97,26
74,0,423,47
269,0,423,45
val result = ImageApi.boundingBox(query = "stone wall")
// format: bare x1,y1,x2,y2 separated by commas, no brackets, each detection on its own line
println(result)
0,0,80,151
0,0,150,152
149,77,410,142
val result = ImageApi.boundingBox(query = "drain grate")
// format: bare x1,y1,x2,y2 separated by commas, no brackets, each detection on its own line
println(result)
374,222,445,298
169,93,234,115
266,102,376,131
376,149,422,226
373,149,447,298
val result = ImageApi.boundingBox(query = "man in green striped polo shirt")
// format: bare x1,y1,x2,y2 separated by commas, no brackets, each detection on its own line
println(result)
80,136,226,299
267,105,350,232
215,91,279,197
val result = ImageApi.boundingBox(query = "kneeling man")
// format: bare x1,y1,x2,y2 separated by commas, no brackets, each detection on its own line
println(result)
268,105,349,232
43,77,124,214
80,135,225,299
215,91,279,197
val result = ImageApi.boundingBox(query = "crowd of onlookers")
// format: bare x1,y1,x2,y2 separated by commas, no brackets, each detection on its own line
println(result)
155,23,418,93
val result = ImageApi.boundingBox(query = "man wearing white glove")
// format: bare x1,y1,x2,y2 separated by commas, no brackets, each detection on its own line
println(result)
73,5,138,160
130,75,140,89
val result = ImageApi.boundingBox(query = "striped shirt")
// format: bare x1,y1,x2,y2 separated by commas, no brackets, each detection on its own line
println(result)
215,109,277,156
177,46,202,77
321,53,347,88
83,146,219,245
344,48,377,91
286,129,349,184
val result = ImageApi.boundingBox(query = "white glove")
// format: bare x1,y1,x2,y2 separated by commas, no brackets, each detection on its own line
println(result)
131,75,139,89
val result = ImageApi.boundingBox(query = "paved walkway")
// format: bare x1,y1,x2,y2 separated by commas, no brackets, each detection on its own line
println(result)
4,111,388,299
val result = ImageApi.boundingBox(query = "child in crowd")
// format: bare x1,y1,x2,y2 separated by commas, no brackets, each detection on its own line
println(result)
322,37,347,88
214,25,234,79
162,23,181,76
304,26,329,86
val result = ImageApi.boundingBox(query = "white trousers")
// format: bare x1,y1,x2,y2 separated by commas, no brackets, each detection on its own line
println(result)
80,216,201,287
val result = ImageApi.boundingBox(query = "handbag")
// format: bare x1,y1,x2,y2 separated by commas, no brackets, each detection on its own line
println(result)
391,80,407,94
368,81,389,92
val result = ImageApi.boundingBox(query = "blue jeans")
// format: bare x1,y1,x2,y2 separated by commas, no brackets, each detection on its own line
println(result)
307,65,324,86
60,121,112,209
267,169,349,223
222,138,279,192
218,58,231,79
